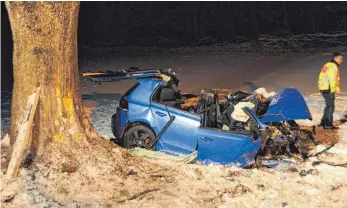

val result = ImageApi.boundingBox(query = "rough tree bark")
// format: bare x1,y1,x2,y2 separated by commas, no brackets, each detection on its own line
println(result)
6,2,98,158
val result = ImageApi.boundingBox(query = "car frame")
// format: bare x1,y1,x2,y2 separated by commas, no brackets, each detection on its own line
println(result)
83,69,312,167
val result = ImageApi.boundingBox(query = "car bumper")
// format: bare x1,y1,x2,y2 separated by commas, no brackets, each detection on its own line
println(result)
111,107,128,138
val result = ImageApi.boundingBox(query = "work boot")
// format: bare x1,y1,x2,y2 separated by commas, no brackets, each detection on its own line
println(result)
319,120,326,127
324,125,339,130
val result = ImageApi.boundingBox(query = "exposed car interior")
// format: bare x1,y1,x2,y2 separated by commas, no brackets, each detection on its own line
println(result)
151,80,315,158
151,79,268,138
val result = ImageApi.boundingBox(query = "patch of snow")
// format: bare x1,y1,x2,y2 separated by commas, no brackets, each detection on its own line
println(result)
89,94,121,138
1,90,12,136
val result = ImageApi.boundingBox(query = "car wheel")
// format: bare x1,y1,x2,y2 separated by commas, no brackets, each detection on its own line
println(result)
112,127,117,138
123,125,156,150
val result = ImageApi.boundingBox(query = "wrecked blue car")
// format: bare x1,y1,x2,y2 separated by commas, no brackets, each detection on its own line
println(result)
83,68,313,167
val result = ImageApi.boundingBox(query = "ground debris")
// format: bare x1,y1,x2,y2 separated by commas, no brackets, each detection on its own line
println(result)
21,150,34,168
256,184,266,191
330,183,343,191
299,125,340,146
299,169,319,177
281,200,288,207
3,194,16,203
231,184,252,197
126,169,138,176
314,126,340,145
1,135,11,174
312,160,347,167
117,189,160,203
222,170,241,182
61,161,78,173
224,170,241,177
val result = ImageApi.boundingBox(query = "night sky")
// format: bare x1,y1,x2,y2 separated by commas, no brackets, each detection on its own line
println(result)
1,2,347,88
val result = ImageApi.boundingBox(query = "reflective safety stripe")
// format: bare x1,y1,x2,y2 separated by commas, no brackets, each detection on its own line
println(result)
318,62,340,92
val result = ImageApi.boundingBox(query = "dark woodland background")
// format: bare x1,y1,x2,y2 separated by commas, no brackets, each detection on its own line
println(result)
2,2,347,88
77,2,347,46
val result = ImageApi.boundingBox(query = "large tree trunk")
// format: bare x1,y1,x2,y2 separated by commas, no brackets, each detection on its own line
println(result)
6,2,98,155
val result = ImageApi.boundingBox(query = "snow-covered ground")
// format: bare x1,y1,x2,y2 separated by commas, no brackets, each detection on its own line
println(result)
302,92,347,125
83,93,122,138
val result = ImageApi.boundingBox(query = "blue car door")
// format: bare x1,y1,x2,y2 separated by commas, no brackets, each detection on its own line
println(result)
197,107,265,167
150,102,171,133
151,102,200,155
197,128,261,166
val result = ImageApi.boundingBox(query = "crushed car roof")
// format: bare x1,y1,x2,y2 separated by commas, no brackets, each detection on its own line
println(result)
82,68,175,83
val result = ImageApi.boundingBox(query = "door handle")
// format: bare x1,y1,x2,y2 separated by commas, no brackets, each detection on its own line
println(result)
200,137,214,142
155,111,167,117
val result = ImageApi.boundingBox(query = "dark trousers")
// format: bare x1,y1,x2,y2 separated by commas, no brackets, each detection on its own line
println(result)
320,90,335,126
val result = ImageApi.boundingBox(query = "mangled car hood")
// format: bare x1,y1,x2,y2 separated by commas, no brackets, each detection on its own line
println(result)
260,88,312,122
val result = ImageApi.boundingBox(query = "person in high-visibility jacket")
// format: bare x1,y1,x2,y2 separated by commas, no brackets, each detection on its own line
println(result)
318,53,343,129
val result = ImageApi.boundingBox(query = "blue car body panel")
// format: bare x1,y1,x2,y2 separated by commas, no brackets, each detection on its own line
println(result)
197,107,266,167
126,79,163,129
155,106,201,155
197,128,262,166
118,109,128,138
260,88,312,123
150,102,170,135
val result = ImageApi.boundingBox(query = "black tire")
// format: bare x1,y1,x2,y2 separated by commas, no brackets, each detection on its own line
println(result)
123,125,156,150
112,128,117,138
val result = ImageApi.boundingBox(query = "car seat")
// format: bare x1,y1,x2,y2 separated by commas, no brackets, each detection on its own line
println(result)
160,88,179,107
220,105,234,127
